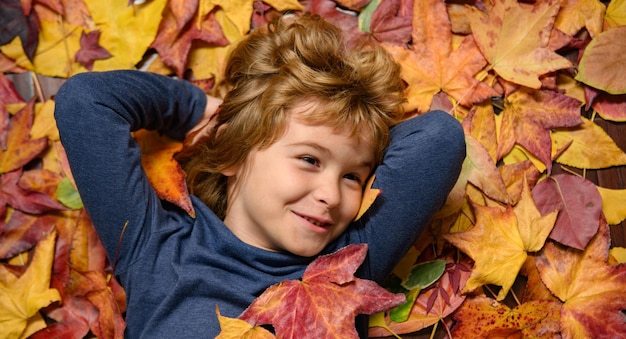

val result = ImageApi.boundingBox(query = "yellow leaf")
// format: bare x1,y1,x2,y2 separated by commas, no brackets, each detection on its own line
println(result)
605,0,626,28
84,0,168,71
468,0,572,88
215,306,276,338
0,230,61,339
211,0,303,36
575,26,626,95
596,186,626,225
0,21,85,77
502,145,546,174
609,247,626,264
445,178,556,300
354,175,380,221
554,0,606,38
552,117,626,169
31,100,58,141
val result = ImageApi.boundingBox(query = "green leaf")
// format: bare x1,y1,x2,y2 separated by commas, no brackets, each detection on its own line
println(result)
55,177,83,209
401,260,446,290
358,0,380,32
389,287,421,323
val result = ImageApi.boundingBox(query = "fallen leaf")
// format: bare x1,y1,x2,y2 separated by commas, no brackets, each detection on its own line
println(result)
445,178,557,300
468,0,573,88
367,0,412,45
239,244,405,338
134,129,195,217
368,257,471,336
532,174,602,250
75,30,112,71
576,26,626,95
536,219,626,338
596,186,626,225
552,117,626,168
0,230,61,339
0,100,48,174
554,0,606,38
0,0,38,61
383,0,497,112
497,87,582,172
605,0,626,28
451,296,561,338
354,174,380,221
215,306,276,339
0,210,56,259
0,168,66,217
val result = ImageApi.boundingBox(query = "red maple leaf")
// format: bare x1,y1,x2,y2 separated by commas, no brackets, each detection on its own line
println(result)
0,168,66,217
239,244,405,338
75,30,112,71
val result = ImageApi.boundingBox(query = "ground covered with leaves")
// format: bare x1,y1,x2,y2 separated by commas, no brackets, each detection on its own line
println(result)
1,0,626,338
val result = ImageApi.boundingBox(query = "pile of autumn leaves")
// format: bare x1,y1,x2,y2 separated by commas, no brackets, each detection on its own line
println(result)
1,0,626,338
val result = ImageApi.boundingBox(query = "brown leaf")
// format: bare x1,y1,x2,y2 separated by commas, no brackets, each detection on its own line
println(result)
368,0,412,45
239,244,405,338
497,88,582,171
0,210,56,259
151,3,230,77
576,26,626,95
531,174,602,250
0,100,48,174
75,30,112,71
0,168,66,217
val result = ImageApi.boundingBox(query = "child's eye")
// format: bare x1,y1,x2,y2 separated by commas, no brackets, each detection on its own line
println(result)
343,173,362,184
301,156,319,166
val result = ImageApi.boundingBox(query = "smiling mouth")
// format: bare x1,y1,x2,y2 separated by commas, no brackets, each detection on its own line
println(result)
296,213,333,228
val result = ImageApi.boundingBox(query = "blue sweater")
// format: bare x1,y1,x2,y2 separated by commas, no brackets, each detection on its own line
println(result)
54,70,465,338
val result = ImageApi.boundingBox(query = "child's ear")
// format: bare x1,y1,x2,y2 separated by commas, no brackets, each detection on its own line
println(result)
221,166,238,177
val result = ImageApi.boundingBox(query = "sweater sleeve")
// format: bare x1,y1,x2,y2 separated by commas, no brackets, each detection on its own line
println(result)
54,70,207,272
361,110,466,282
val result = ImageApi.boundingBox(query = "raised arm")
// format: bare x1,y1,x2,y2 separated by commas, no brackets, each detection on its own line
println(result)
360,110,466,282
54,70,208,271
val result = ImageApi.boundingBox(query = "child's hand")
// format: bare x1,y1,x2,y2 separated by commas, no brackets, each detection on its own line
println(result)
184,94,222,146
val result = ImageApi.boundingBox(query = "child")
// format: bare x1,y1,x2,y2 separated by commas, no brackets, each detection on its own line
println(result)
55,14,465,338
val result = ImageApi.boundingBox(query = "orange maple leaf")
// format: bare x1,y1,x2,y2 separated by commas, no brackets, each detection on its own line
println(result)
238,244,405,339
0,100,48,174
451,296,561,338
134,129,195,217
536,218,626,338
468,0,573,89
383,0,497,113
445,177,557,300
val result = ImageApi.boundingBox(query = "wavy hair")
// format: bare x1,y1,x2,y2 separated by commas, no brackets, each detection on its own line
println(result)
179,13,405,219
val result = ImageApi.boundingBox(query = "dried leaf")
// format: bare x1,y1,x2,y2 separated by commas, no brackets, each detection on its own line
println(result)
605,0,626,28
596,186,626,225
497,88,582,172
75,30,112,71
354,174,380,221
552,117,626,168
451,296,561,338
0,100,47,174
554,0,606,38
532,174,602,250
576,26,626,95
469,0,573,88
239,244,405,338
134,129,195,217
536,220,626,338
215,306,276,339
445,178,557,300
0,230,61,339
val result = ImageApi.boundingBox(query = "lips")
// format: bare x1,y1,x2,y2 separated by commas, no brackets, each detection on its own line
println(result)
294,212,333,229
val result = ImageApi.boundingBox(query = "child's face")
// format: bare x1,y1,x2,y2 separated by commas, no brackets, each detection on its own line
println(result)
222,107,375,257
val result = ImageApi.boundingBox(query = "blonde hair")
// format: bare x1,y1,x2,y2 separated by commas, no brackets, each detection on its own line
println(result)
180,13,405,219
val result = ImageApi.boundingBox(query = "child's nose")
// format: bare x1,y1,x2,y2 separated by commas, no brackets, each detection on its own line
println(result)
314,178,341,208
